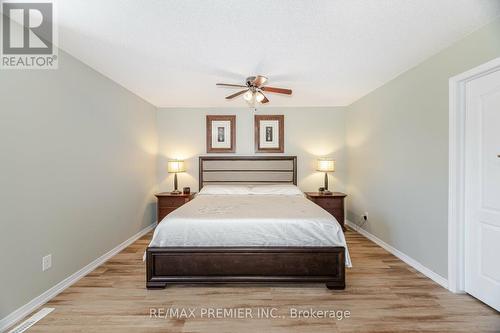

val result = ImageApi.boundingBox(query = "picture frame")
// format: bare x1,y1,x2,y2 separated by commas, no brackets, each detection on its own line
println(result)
206,115,236,153
254,115,284,153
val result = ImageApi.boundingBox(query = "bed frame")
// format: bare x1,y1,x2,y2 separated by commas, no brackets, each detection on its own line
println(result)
146,156,346,290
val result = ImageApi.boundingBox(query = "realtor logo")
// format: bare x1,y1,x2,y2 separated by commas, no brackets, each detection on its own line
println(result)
1,0,58,69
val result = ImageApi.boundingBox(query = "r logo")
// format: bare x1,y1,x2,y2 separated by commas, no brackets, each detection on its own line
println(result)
2,2,53,54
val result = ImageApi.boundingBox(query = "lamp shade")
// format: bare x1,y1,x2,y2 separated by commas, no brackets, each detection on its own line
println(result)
317,158,335,172
167,160,186,173
255,91,265,103
243,90,254,101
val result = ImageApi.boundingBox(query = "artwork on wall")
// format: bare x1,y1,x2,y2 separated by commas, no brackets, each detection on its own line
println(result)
206,115,236,153
254,115,284,153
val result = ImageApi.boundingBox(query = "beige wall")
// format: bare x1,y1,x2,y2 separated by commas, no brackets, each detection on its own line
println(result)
346,17,500,278
0,49,158,318
157,107,347,193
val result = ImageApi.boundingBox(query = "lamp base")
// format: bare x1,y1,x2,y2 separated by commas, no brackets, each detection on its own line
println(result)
322,172,332,195
171,173,181,194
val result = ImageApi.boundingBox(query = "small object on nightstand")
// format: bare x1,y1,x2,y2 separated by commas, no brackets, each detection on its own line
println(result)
316,158,335,194
305,192,347,231
167,160,186,194
183,187,190,195
155,192,196,222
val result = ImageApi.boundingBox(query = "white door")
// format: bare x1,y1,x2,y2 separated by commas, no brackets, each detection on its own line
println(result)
465,69,500,311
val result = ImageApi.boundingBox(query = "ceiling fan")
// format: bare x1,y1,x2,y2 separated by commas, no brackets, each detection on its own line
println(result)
216,75,292,104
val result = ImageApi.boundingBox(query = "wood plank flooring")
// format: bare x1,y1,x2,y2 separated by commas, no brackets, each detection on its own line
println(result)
14,229,500,332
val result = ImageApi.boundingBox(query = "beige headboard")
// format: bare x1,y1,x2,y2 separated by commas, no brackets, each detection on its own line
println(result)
199,156,297,190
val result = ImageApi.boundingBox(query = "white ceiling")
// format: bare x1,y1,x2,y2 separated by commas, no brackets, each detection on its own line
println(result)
57,0,500,107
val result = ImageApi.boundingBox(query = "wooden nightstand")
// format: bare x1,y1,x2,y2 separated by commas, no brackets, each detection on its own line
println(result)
155,192,196,222
305,192,347,230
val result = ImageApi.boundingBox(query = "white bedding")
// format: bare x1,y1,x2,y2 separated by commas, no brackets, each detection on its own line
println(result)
148,194,351,266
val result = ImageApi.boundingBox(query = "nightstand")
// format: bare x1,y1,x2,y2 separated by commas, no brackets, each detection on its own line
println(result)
305,192,347,230
155,192,196,222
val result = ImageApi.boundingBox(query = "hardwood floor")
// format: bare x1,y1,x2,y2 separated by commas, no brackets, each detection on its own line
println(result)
16,229,500,333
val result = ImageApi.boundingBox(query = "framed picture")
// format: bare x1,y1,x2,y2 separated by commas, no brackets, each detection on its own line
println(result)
206,115,236,153
254,115,284,153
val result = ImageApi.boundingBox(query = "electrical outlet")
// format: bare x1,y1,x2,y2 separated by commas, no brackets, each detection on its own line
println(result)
42,254,52,271
363,212,369,221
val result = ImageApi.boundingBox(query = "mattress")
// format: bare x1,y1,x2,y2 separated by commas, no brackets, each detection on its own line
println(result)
147,194,352,266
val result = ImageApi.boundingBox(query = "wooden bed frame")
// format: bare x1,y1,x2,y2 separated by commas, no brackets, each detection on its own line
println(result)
146,156,346,290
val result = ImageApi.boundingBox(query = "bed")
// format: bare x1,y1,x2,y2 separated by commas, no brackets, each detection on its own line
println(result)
146,156,350,290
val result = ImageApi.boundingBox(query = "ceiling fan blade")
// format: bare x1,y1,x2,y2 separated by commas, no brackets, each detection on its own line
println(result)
261,86,292,95
217,83,247,88
261,94,269,104
252,75,268,87
225,89,248,99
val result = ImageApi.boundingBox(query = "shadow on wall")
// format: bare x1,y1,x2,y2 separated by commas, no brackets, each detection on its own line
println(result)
346,184,393,244
346,184,364,223
142,201,157,225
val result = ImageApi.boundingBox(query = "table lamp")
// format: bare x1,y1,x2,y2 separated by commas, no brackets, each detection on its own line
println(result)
317,158,335,194
167,160,186,194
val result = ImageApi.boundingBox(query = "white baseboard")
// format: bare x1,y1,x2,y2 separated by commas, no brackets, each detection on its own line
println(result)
346,220,448,290
0,223,157,333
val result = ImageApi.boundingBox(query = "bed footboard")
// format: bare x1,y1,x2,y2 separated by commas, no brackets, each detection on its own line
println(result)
146,246,345,290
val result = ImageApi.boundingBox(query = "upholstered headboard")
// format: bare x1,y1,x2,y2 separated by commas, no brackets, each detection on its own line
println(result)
199,156,297,190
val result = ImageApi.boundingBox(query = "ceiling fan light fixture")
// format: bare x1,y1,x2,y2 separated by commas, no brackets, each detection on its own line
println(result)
243,90,254,102
217,76,292,105
255,91,265,103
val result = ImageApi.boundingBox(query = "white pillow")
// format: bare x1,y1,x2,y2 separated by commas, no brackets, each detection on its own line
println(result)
250,184,304,196
198,184,252,195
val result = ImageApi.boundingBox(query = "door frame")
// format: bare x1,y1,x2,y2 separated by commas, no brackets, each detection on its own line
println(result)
448,57,500,293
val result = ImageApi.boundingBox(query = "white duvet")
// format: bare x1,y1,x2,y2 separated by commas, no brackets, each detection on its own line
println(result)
148,194,351,266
